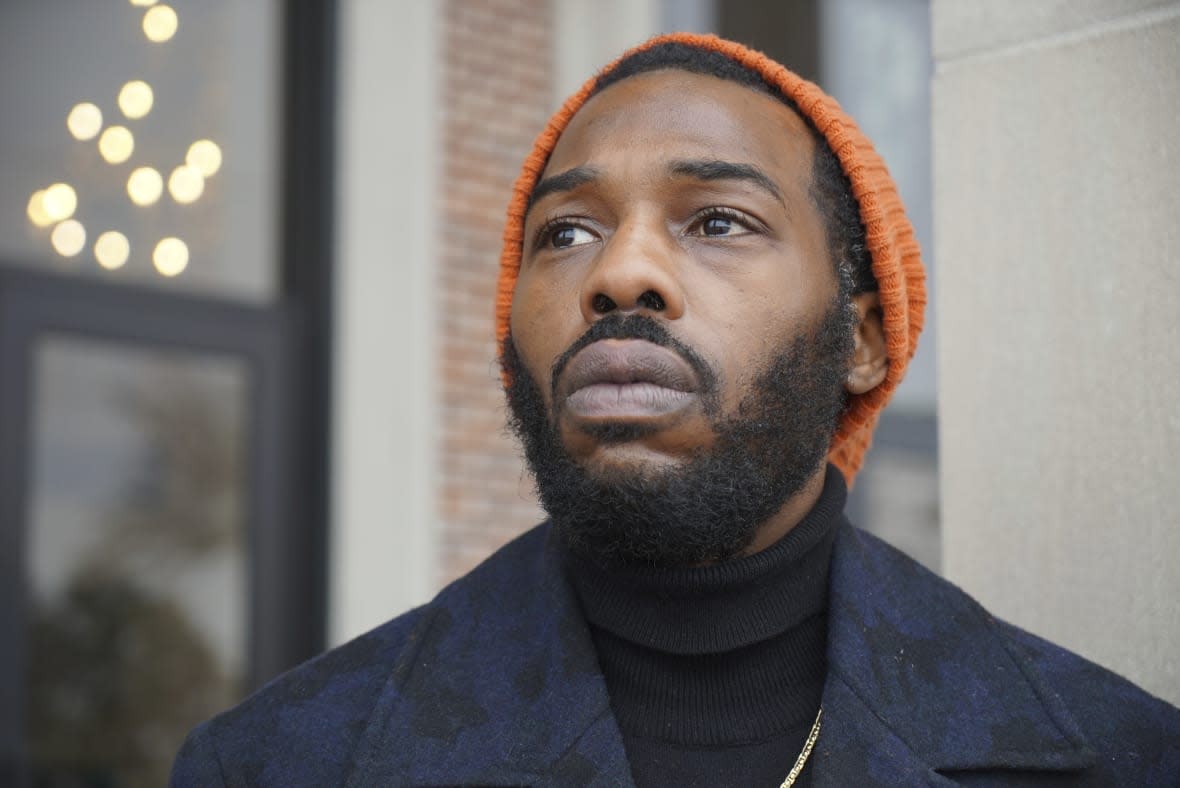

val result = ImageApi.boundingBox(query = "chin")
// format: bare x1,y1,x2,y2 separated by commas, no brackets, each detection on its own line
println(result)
578,444,689,480
560,421,709,476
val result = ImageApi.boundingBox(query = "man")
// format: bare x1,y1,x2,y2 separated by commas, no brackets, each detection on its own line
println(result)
172,33,1179,786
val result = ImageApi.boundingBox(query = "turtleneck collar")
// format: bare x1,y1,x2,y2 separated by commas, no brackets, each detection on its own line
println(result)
559,465,845,756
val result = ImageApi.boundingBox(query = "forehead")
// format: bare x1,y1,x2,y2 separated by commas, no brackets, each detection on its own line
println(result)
541,69,816,188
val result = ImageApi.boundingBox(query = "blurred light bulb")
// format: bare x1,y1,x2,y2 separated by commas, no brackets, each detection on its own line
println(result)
67,102,103,140
143,5,178,42
43,183,78,221
98,126,134,164
168,164,204,204
130,0,158,6
118,80,154,119
153,237,188,276
51,220,86,257
186,139,222,177
127,167,163,206
95,231,130,269
27,190,53,227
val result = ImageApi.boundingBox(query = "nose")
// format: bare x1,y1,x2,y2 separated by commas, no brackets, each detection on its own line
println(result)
579,219,686,323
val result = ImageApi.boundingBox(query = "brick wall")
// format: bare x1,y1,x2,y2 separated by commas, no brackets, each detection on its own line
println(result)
437,0,552,584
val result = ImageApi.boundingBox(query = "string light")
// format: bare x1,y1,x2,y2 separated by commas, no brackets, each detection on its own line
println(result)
127,167,164,206
153,237,188,276
98,126,135,164
186,139,222,177
118,80,154,119
168,164,204,204
51,220,87,257
66,103,103,140
27,191,53,227
95,231,131,270
42,183,78,222
143,5,178,43
37,2,202,272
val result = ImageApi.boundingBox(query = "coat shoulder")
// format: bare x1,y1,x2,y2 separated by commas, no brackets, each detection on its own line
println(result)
998,620,1180,780
841,526,1180,783
170,523,555,787
170,605,427,787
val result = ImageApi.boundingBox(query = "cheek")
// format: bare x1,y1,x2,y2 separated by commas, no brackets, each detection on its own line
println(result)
509,275,579,404
686,270,819,407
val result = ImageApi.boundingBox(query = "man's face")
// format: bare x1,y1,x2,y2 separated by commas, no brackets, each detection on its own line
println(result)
505,69,854,565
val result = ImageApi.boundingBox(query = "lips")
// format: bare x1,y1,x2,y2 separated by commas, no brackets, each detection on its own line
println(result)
557,339,701,420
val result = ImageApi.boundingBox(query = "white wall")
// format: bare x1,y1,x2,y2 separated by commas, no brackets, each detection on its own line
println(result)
330,0,440,645
935,0,1180,704
552,0,662,106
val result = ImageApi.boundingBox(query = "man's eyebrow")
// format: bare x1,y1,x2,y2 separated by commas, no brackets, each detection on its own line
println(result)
668,159,784,204
527,166,601,209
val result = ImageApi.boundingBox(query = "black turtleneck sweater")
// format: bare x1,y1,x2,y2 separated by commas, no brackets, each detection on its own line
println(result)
563,465,846,788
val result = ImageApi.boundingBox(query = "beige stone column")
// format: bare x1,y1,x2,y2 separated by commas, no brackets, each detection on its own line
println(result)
934,1,1180,705
331,0,441,644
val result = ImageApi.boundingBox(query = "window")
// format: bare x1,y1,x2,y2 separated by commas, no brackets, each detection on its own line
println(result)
0,1,335,784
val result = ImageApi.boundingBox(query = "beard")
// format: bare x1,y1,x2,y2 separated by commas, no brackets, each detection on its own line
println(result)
502,297,856,569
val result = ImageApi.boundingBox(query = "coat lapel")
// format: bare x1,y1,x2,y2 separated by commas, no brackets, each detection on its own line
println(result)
815,523,1097,783
343,524,635,786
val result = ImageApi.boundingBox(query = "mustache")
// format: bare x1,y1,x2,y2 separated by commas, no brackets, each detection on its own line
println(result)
549,314,716,402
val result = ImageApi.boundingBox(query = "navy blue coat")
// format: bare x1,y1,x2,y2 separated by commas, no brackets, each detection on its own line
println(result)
171,521,1180,786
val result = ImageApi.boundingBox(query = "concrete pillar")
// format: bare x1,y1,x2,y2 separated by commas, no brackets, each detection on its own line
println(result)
934,1,1180,704
330,0,440,645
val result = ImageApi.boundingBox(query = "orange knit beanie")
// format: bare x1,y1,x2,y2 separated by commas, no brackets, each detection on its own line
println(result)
495,32,926,485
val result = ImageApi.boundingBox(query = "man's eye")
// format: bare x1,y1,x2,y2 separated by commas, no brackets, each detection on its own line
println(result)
549,225,596,249
691,211,752,238
702,217,735,236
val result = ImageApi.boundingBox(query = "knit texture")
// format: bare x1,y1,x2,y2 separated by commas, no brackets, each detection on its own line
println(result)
495,32,926,484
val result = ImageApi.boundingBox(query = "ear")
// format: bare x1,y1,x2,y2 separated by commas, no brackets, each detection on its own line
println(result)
845,291,888,395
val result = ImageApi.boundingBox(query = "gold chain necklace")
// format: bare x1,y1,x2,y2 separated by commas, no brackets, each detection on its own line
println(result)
779,707,823,788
